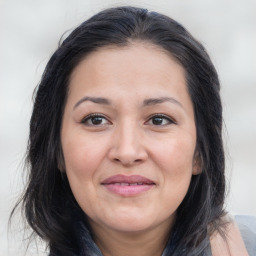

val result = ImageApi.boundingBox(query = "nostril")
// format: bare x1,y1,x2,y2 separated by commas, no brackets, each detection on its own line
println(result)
108,143,148,165
112,158,143,167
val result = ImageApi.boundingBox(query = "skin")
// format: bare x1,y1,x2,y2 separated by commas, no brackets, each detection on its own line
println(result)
210,215,249,256
61,42,201,256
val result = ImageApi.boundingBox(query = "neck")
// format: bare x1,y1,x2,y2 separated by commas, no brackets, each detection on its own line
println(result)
89,220,173,256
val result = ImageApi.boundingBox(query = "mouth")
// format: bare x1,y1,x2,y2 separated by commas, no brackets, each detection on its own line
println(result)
101,175,156,196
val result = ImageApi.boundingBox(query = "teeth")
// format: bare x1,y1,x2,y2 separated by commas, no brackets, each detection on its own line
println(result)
120,183,129,186
114,182,145,186
110,182,149,186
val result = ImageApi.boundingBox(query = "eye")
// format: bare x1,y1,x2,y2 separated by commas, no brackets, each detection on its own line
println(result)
146,114,176,126
81,114,110,126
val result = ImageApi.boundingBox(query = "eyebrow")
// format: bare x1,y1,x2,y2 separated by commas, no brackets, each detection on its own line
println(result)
73,96,111,109
73,96,183,110
143,97,183,108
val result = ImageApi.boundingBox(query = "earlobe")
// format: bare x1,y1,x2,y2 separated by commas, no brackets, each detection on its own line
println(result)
57,147,66,172
192,150,203,175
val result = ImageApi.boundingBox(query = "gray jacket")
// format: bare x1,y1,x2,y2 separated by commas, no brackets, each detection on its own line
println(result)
49,215,256,255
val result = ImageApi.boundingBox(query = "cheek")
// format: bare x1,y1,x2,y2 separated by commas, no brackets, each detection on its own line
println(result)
154,135,195,174
61,132,111,210
152,135,195,201
61,134,105,210
62,131,107,178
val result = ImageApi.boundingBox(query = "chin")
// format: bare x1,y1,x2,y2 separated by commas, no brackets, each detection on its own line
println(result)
101,210,163,233
108,219,154,233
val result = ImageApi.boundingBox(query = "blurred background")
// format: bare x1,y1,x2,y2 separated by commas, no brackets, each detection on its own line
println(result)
1,0,255,255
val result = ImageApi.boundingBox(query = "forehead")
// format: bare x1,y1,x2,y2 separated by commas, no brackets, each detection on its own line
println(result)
69,42,187,94
64,41,194,122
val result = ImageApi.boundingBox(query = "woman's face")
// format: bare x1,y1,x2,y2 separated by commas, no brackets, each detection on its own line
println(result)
61,42,199,235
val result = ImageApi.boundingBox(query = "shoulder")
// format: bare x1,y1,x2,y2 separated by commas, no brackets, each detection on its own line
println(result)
210,214,251,256
235,215,256,256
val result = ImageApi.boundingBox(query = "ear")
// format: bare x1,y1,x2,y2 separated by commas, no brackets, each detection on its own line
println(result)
192,150,203,175
57,147,66,172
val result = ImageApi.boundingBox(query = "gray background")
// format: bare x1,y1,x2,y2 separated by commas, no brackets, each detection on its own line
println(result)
1,0,255,255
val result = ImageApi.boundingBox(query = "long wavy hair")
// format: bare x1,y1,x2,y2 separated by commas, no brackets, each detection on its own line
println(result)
11,6,225,256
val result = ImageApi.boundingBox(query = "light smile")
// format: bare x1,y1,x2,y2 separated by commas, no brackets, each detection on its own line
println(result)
101,175,156,196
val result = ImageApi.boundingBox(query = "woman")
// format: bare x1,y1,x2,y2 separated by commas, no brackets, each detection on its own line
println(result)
12,6,255,256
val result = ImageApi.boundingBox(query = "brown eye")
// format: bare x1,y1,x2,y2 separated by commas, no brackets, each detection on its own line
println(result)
147,115,175,126
81,114,110,126
152,117,165,125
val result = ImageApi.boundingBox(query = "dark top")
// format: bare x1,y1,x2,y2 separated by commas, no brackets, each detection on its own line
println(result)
49,215,256,256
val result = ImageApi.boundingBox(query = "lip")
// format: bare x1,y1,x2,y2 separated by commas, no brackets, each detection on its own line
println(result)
101,175,156,197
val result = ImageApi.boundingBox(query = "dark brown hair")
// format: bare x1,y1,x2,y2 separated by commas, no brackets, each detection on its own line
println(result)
12,6,225,256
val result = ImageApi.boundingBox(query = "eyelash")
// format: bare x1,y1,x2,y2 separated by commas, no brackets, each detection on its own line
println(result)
81,113,176,126
81,113,111,126
146,114,176,126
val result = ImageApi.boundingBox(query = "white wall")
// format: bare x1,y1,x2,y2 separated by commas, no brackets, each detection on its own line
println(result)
1,0,255,255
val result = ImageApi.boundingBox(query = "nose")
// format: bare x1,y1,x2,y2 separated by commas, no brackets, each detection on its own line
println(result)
108,121,148,166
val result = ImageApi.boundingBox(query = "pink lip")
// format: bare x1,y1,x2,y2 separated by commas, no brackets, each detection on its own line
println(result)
101,175,155,196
